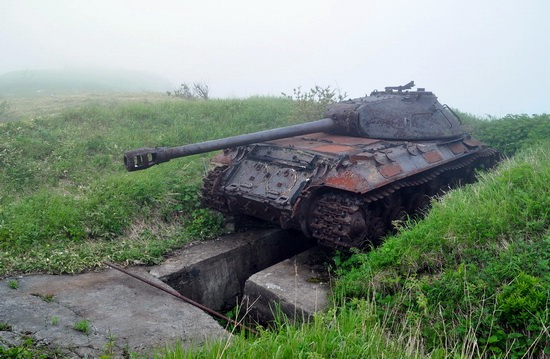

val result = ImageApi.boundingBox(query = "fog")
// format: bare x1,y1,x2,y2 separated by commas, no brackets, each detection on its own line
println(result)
1,0,548,116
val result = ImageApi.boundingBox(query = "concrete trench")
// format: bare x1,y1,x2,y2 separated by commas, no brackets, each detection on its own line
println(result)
0,229,333,357
150,228,333,325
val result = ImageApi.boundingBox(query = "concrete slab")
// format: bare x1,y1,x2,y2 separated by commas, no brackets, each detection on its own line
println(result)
0,267,228,358
243,246,333,324
0,229,317,356
150,229,315,311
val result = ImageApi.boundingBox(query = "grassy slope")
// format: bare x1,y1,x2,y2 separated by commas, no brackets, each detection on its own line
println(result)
0,69,171,94
1,95,548,357
0,96,294,275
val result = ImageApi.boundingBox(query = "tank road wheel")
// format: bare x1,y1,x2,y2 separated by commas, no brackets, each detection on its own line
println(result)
383,205,408,230
368,215,386,246
406,192,431,216
349,211,368,239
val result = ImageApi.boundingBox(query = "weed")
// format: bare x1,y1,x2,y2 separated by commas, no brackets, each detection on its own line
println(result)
100,332,117,358
7,279,18,289
31,292,55,302
51,316,60,325
0,98,15,122
168,82,210,100
0,322,12,331
186,209,224,239
0,336,56,359
74,319,91,335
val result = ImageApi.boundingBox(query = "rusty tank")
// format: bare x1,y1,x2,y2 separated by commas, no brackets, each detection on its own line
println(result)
124,82,499,249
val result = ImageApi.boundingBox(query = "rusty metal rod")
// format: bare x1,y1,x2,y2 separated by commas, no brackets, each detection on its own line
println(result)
103,261,258,336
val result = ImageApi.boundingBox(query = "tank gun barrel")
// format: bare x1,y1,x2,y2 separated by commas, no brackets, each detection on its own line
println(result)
124,117,335,171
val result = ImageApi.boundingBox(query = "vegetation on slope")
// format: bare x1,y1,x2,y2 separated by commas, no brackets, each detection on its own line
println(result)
0,91,548,357
0,97,294,275
459,111,550,157
336,142,550,357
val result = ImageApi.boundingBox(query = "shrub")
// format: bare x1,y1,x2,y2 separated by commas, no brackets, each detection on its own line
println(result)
282,85,347,122
460,113,550,157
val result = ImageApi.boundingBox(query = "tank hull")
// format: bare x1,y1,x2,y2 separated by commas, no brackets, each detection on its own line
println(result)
202,132,499,249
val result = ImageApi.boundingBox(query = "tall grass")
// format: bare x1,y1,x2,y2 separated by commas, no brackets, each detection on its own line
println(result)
337,142,550,358
160,300,419,359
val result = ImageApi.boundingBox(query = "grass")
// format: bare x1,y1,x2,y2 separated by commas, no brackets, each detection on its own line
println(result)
0,95,295,276
74,319,92,335
160,300,420,359
7,279,18,289
1,91,548,358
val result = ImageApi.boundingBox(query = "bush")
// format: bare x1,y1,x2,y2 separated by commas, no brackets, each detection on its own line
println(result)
460,113,550,157
282,85,347,122
168,82,210,100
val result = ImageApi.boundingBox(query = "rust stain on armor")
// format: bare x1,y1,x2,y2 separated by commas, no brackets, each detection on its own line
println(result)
379,163,404,178
422,151,443,163
324,170,370,192
449,142,467,155
313,144,356,154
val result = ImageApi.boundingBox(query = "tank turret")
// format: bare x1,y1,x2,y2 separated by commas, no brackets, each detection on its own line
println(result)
124,83,499,249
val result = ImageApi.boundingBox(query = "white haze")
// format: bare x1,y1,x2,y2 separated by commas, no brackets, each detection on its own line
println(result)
1,0,548,117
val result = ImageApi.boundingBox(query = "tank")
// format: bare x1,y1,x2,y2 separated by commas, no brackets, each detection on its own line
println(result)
124,82,499,249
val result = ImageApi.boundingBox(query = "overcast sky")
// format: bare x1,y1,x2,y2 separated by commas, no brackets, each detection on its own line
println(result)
1,0,548,117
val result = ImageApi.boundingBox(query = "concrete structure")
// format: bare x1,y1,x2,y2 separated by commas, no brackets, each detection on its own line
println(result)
0,229,318,356
150,229,314,311
243,246,332,324
0,267,227,358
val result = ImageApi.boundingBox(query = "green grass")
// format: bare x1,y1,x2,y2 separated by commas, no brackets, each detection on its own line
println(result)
1,92,548,358
0,95,295,276
459,111,550,157
73,319,92,335
159,300,419,359
7,279,18,289
336,142,550,358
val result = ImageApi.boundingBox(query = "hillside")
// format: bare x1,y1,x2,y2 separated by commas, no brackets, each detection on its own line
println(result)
0,94,548,358
0,69,171,95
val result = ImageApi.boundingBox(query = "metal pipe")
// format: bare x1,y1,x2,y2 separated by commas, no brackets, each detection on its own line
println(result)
103,261,258,336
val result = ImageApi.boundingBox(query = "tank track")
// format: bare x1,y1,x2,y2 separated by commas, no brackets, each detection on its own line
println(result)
309,148,500,250
201,165,230,213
